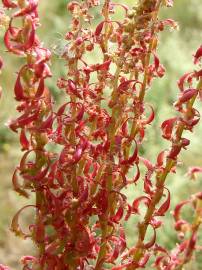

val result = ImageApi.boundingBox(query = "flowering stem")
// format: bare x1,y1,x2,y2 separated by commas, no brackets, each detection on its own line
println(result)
139,0,162,102
127,78,202,269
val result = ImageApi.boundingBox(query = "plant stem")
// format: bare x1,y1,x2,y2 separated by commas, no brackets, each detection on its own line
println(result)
127,78,202,269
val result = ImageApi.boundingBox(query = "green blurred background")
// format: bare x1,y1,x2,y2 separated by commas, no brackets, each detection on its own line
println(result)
0,0,202,269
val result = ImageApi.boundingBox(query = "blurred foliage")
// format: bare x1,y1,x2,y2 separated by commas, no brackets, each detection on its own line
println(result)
0,0,202,269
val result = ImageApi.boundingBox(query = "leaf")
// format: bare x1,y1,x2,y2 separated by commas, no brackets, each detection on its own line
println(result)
22,163,50,182
132,196,151,214
4,18,35,54
178,88,198,104
117,80,136,93
111,206,124,223
186,231,197,257
95,60,111,71
177,72,194,92
96,189,108,213
187,166,202,180
76,104,84,121
11,205,36,238
174,219,188,231
173,200,190,221
20,129,30,151
194,45,202,64
139,156,154,171
161,117,177,140
14,69,27,101
121,140,138,165
161,19,178,30
0,264,11,270
141,104,155,125
155,187,170,216
156,150,166,167
133,163,140,183
67,79,82,99
74,225,92,256
124,204,132,221
12,169,29,198
2,0,17,8
139,252,151,267
150,217,162,229
35,79,45,98
95,21,105,37
39,113,54,130
72,138,88,165
23,18,36,50
13,0,38,17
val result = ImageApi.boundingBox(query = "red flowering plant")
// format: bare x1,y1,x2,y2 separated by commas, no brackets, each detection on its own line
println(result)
0,0,202,269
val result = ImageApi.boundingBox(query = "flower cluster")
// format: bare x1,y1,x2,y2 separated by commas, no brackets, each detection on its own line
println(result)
154,167,202,269
120,45,202,270
1,0,202,270
55,0,176,269
2,0,54,269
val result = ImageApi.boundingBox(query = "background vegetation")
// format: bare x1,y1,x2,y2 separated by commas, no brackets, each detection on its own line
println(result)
0,0,202,268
